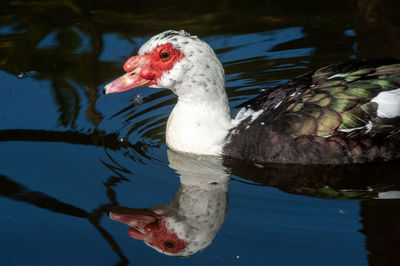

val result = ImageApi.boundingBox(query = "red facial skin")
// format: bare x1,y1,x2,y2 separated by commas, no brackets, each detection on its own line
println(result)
109,207,188,254
104,43,184,94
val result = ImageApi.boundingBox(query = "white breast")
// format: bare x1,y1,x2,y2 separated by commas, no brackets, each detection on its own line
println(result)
166,101,233,155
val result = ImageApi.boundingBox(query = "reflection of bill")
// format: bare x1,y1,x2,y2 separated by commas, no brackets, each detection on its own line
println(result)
109,150,229,257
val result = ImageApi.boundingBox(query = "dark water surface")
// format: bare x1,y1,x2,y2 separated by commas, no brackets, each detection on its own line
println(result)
1,1,400,265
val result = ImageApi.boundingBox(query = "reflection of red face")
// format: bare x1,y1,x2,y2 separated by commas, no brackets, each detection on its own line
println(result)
109,208,187,254
128,218,187,254
104,43,184,94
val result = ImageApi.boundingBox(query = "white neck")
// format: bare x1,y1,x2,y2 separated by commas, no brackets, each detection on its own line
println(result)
166,80,233,155
152,34,235,155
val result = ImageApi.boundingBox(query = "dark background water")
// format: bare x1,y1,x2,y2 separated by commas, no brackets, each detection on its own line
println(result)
1,0,400,265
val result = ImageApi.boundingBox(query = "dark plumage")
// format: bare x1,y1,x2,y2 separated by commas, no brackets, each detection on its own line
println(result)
224,59,400,164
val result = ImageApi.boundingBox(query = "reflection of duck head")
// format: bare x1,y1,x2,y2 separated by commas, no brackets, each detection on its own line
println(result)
110,150,229,256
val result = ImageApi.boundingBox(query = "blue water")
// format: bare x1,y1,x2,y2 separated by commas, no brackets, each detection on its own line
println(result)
1,1,400,265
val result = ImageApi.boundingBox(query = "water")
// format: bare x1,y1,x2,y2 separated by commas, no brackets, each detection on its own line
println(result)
1,1,400,265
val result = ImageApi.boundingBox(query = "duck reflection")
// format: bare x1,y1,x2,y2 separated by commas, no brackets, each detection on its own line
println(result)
109,146,400,259
109,150,229,257
224,159,400,200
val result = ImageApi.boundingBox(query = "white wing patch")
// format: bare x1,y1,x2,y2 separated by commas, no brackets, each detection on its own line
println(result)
232,108,263,126
274,100,283,109
339,126,366,133
378,191,400,199
338,121,373,134
328,73,346,79
371,88,400,118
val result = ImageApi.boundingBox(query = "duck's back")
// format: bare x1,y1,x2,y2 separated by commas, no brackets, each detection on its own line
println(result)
224,59,400,164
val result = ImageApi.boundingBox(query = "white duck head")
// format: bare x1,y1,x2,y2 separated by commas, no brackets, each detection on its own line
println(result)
104,30,233,155
104,30,226,101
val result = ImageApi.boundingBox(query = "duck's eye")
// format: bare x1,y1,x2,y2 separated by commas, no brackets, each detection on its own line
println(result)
164,241,176,249
160,51,171,61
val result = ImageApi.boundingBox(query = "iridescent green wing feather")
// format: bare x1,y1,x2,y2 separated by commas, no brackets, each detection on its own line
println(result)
281,60,400,138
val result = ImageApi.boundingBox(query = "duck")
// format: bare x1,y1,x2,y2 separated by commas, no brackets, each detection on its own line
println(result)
109,150,229,257
104,30,400,164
